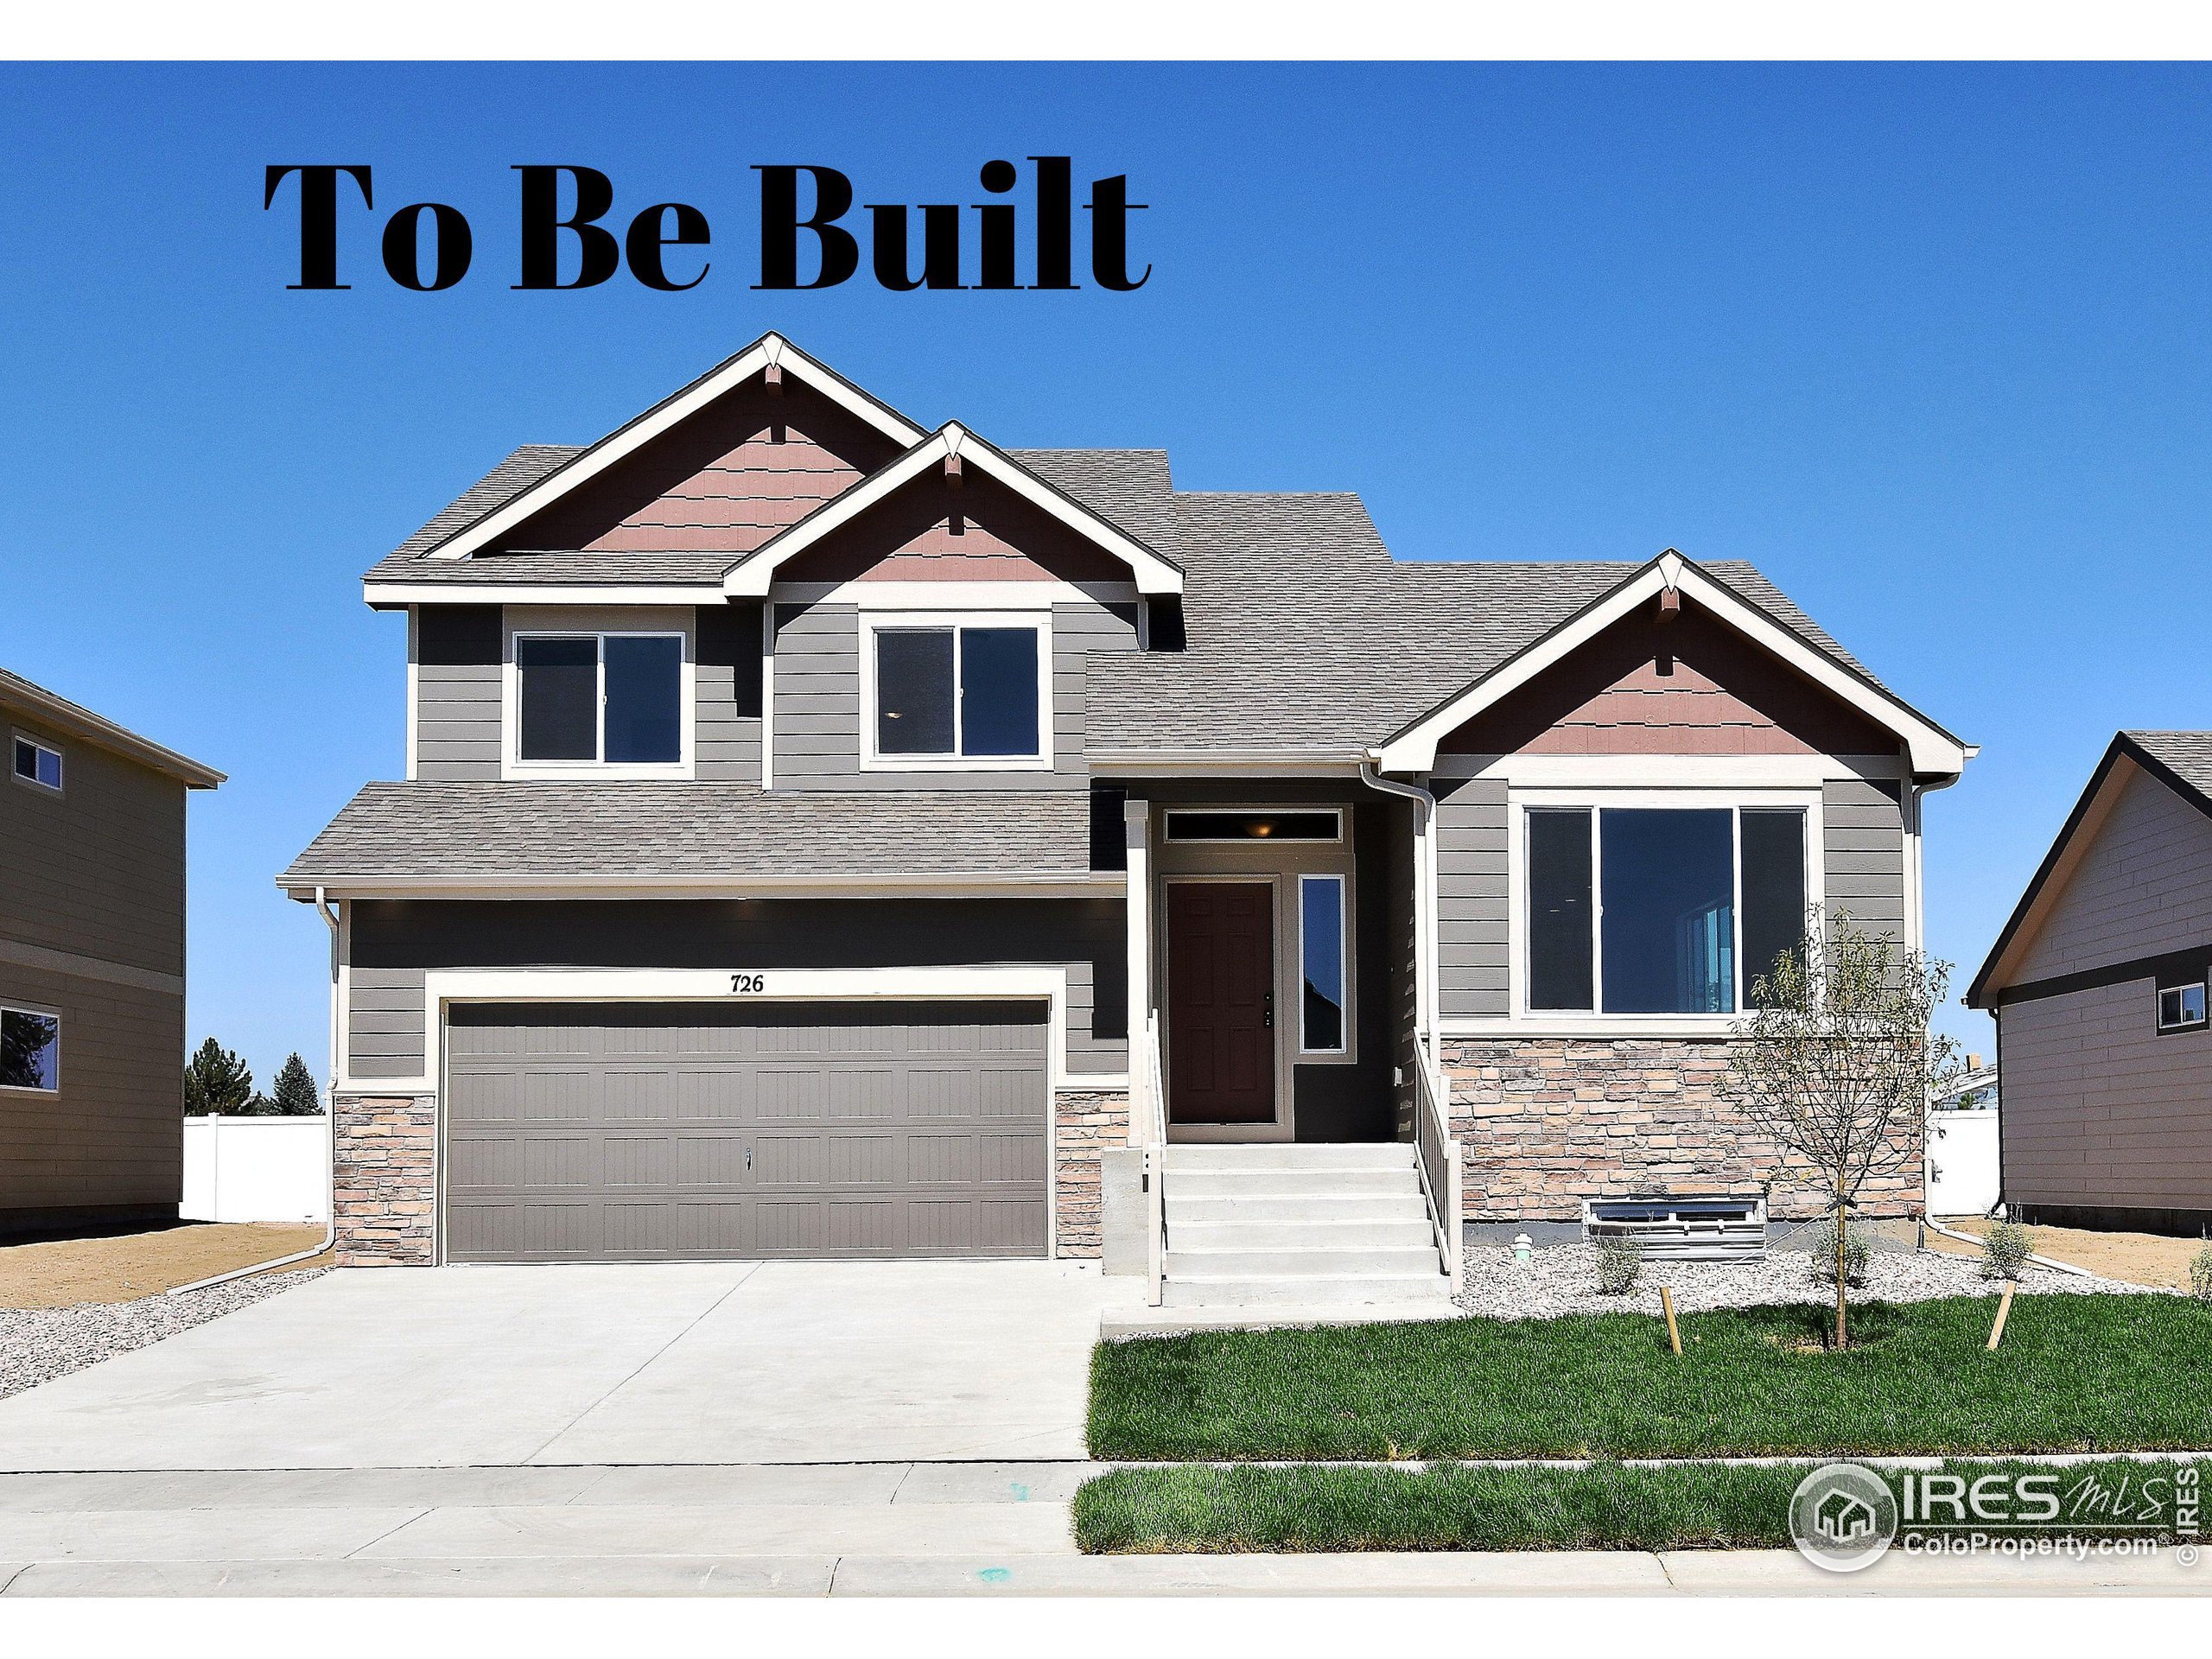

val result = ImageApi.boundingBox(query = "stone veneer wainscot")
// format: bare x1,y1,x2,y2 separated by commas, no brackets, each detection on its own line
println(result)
1443,1037,1923,1223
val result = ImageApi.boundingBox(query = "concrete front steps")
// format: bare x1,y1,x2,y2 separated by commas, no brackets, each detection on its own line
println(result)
1156,1143,1453,1313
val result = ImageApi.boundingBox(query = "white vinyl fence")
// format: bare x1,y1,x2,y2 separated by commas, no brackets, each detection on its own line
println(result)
181,1114,330,1224
1926,1109,2001,1218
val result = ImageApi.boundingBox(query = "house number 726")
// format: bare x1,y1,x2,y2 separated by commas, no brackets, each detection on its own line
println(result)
728,974,765,994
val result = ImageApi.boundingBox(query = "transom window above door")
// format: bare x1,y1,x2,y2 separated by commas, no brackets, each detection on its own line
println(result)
513,632,685,772
1524,803,1811,1017
868,619,1046,766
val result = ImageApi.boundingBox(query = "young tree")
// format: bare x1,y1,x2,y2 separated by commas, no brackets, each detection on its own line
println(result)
182,1037,254,1116
268,1052,321,1116
1720,907,1963,1350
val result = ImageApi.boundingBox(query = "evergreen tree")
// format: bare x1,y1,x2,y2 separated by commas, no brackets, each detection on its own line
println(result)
182,1037,253,1116
269,1052,321,1116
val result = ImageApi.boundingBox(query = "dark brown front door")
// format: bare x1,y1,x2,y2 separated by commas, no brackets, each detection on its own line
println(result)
1166,881,1276,1125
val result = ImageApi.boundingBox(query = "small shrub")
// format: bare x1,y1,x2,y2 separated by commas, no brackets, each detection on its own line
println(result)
1803,1217,1869,1287
1594,1234,1643,1295
2190,1243,2212,1303
1983,1220,2036,1281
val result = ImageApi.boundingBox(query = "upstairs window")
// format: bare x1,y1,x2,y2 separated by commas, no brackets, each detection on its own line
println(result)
11,736,61,791
515,633,683,768
0,1007,60,1091
1525,803,1809,1016
2158,982,2208,1033
869,620,1044,764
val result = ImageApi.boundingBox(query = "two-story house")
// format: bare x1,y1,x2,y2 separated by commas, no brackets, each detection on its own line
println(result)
282,337,1969,1307
1967,732,2212,1236
3,670,223,1238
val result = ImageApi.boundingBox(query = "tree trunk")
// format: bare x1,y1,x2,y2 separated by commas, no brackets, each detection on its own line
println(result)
1834,1203,1849,1350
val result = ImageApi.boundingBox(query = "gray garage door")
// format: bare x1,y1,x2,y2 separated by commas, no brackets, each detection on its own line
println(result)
443,1001,1049,1263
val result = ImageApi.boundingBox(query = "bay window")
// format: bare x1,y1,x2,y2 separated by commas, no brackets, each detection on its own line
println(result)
1525,803,1809,1016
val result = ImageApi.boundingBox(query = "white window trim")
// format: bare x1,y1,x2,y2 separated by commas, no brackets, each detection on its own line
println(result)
501,609,696,781
2157,982,2209,1033
858,610,1053,772
1164,806,1345,844
10,733,63,795
0,1001,61,1094
1297,872,1351,1058
1498,785,1824,1038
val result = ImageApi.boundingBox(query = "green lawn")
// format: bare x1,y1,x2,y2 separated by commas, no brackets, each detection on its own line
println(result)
1088,1294,2212,1461
1072,1458,2212,1554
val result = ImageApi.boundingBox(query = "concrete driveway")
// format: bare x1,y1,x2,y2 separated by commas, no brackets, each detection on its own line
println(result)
0,1260,1131,1471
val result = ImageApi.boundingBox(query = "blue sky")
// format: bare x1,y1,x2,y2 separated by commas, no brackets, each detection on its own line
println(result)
3,61,2207,1083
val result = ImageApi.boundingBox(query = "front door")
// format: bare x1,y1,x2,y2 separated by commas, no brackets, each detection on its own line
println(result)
1166,881,1276,1125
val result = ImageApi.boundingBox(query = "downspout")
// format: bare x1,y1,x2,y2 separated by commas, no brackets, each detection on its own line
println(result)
168,887,340,1295
1359,760,1439,1046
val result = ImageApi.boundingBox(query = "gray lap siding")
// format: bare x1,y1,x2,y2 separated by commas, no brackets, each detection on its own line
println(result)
1821,776,1908,938
1434,778,1508,1020
412,606,504,782
0,962,183,1229
1998,977,2212,1218
412,602,767,785
341,897,1129,1082
2,713,193,1232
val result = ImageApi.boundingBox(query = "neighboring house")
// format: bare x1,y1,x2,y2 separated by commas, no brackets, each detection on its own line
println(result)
282,335,1969,1303
1,670,223,1238
1967,732,2212,1235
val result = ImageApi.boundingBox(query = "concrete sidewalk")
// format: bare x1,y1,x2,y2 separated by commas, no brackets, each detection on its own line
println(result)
0,1463,2204,1596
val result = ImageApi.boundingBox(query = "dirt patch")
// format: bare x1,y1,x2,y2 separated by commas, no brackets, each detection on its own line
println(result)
0,1224,328,1309
1930,1216,2208,1292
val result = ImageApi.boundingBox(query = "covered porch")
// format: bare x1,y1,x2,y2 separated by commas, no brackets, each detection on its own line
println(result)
1104,779,1461,1315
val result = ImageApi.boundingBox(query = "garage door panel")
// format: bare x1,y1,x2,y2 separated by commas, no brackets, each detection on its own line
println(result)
676,1134,748,1186
445,1001,1048,1262
602,1135,674,1187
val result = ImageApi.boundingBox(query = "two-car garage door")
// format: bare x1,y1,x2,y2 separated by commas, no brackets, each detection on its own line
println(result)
442,1001,1050,1263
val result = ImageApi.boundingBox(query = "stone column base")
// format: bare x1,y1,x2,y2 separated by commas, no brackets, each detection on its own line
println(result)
332,1092,436,1265
1054,1088,1131,1258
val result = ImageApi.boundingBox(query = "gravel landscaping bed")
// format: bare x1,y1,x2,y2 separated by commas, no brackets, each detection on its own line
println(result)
1458,1243,2161,1320
0,1269,327,1401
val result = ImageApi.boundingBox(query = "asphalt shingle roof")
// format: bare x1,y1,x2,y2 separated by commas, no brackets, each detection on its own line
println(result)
1081,487,1879,754
281,782,1096,887
357,424,1896,757
2125,731,2212,800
